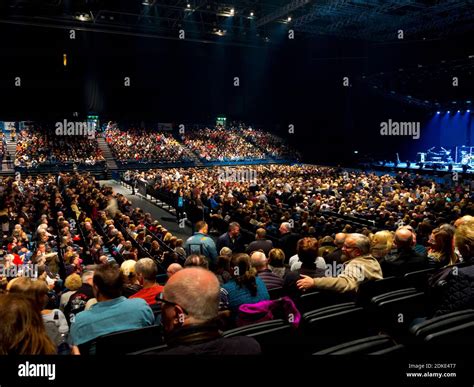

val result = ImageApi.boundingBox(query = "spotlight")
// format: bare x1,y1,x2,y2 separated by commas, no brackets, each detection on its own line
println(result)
287,16,292,22
468,110,471,113
230,8,235,15
436,111,440,114
187,3,191,8
447,110,450,113
457,110,461,113
250,11,254,16
142,0,151,5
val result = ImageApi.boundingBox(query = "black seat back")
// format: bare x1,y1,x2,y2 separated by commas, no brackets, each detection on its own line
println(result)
404,268,437,290
95,325,163,355
356,277,407,307
268,287,284,300
301,304,371,353
298,290,355,313
410,310,474,340
314,335,396,355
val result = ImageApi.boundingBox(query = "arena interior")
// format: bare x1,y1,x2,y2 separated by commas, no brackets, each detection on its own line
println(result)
0,0,473,383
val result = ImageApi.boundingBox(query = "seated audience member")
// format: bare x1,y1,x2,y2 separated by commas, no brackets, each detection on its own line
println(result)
370,231,394,262
153,267,261,355
246,228,273,256
284,238,326,299
129,258,164,305
167,263,183,278
70,263,154,354
60,273,82,311
184,254,209,269
381,228,429,277
64,270,95,325
215,255,232,285
121,259,143,298
427,228,458,268
267,248,288,279
0,293,56,355
429,223,474,317
324,233,346,265
289,238,326,272
278,222,300,262
250,251,284,290
222,253,270,318
7,277,69,352
216,222,244,254
318,236,336,259
297,234,383,293
219,247,232,257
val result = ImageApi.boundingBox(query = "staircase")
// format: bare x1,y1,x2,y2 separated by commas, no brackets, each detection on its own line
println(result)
97,137,118,178
1,138,16,174
173,133,204,166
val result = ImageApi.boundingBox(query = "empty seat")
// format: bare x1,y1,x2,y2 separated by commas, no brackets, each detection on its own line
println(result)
409,309,474,346
314,335,399,355
301,303,372,353
356,277,407,307
223,319,293,354
371,289,426,339
404,268,437,290
297,290,355,313
95,325,163,355
424,321,474,345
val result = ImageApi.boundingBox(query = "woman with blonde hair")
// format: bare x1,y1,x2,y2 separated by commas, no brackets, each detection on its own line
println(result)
370,230,394,261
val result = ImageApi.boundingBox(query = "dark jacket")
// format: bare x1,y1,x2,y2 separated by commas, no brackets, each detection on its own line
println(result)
430,264,474,317
246,239,274,256
325,247,343,265
216,232,245,254
381,248,429,277
154,322,261,355
284,265,326,301
278,232,300,263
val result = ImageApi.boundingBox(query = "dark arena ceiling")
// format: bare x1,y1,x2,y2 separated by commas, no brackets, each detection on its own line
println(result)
1,0,473,46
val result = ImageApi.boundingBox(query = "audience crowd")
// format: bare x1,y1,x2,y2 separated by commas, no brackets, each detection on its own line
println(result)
0,162,472,355
15,128,104,168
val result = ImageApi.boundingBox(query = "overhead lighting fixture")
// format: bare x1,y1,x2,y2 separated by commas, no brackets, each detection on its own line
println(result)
75,13,91,22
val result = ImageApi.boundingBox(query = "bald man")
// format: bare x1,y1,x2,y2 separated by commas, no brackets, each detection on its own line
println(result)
166,263,183,278
250,251,284,290
324,233,346,264
155,268,261,355
380,228,428,278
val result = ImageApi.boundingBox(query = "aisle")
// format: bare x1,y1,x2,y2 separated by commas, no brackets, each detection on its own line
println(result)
99,180,193,241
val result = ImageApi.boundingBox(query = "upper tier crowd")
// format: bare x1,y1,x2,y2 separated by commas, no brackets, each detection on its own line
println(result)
15,128,105,168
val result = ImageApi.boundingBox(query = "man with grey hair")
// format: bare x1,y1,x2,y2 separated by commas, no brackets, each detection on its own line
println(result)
297,233,382,293
130,258,164,305
250,251,284,290
155,267,261,354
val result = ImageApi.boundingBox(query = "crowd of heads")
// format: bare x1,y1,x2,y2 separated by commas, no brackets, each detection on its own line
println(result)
15,128,104,168
105,127,191,163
